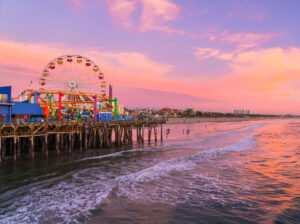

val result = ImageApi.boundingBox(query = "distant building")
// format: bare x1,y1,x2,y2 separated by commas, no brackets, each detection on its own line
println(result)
234,109,251,115
191,108,197,114
112,104,125,115
117,105,124,115
159,108,172,116
131,108,155,115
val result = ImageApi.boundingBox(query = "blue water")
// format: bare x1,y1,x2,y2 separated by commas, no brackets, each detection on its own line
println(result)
0,119,300,224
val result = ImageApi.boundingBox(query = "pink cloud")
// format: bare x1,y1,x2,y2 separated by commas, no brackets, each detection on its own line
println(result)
106,0,137,29
106,0,184,35
203,30,277,51
218,31,277,50
194,47,300,107
194,48,217,59
139,0,184,35
194,48,232,60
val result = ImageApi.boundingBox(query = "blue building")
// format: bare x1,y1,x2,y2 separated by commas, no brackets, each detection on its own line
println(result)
97,112,113,121
0,86,44,123
0,86,13,122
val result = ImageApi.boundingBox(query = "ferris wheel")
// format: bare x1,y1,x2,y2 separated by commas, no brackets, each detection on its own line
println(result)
39,55,107,96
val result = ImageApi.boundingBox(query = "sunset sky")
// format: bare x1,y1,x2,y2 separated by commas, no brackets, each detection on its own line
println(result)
1,0,300,114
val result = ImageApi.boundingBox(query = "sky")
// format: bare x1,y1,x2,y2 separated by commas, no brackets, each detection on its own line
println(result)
1,0,300,114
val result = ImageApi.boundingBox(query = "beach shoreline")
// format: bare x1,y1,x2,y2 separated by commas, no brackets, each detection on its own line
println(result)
165,117,297,124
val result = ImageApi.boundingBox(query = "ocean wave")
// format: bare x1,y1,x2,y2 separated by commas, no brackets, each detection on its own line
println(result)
117,135,256,185
114,136,257,207
0,135,257,224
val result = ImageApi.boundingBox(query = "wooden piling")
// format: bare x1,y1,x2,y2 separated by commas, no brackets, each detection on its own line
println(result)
114,127,117,145
123,128,127,144
130,126,133,144
56,133,60,155
17,137,21,157
148,126,152,143
119,127,122,145
161,123,163,141
85,126,88,150
93,129,96,148
2,138,6,159
103,126,108,147
60,134,64,151
79,132,83,152
68,133,72,152
106,127,110,147
154,125,157,142
126,128,129,144
98,129,102,149
42,136,45,155
30,136,35,158
72,133,75,150
142,125,145,143
118,126,121,145
88,130,91,148
109,129,113,146
10,139,13,154
45,135,48,156
13,136,17,161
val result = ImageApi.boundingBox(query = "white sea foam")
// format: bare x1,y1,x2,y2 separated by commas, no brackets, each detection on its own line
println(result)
0,168,115,224
76,150,124,161
115,136,256,185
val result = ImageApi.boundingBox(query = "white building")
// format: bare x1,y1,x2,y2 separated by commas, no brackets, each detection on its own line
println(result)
117,105,124,115
234,109,251,115
112,104,125,115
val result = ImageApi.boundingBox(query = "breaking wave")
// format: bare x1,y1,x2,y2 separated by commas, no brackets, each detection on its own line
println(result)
0,135,257,224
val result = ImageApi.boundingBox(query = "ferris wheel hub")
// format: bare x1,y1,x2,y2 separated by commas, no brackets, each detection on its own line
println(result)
69,80,78,88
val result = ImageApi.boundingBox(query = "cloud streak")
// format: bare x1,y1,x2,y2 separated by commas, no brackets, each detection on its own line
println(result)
218,31,276,50
106,0,137,29
206,30,277,51
106,0,184,35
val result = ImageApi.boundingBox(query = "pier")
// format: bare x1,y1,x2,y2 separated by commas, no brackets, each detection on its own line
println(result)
0,120,165,162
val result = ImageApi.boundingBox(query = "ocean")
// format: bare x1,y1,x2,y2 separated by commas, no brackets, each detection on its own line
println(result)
0,119,300,224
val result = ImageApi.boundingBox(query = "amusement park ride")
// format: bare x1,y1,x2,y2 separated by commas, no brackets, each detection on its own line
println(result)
13,55,118,121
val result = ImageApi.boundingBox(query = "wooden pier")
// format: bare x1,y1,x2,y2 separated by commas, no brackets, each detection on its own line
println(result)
0,120,165,162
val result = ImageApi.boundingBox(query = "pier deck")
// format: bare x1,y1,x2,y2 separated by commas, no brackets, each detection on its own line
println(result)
0,120,165,162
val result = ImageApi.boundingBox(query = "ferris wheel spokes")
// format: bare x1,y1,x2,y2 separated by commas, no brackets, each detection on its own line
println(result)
40,55,105,94
38,54,109,113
